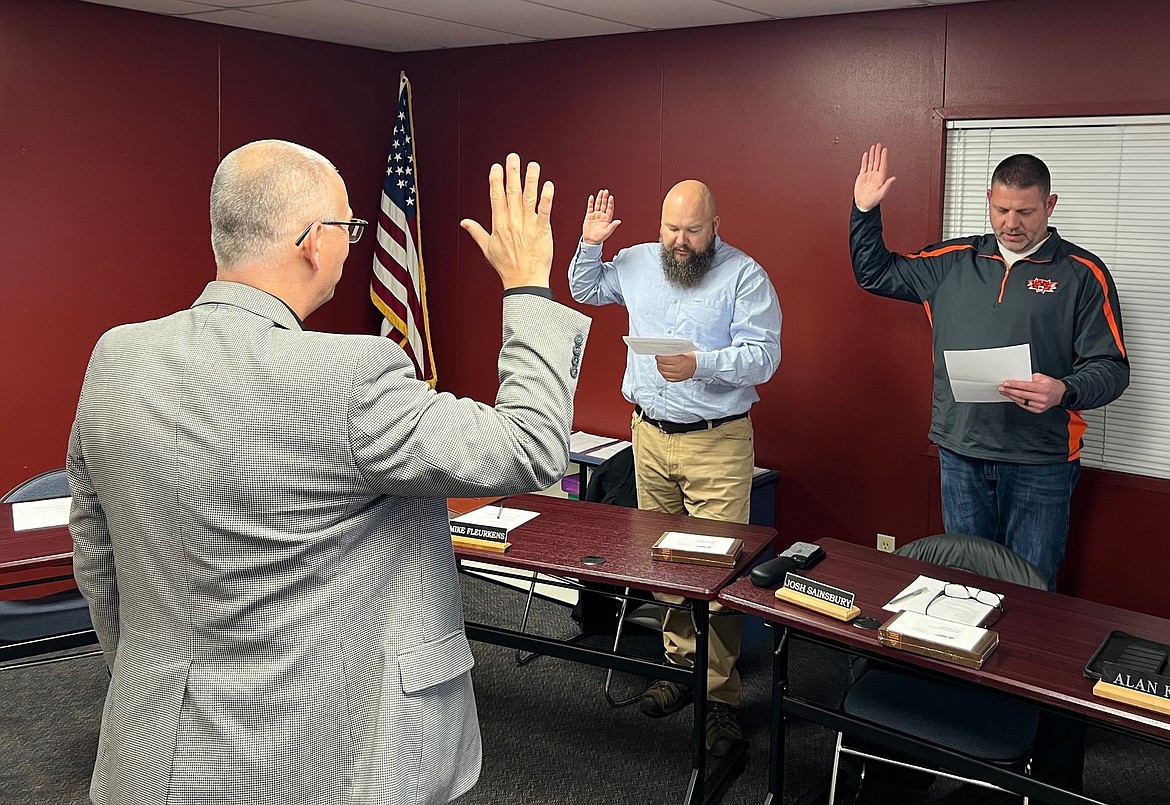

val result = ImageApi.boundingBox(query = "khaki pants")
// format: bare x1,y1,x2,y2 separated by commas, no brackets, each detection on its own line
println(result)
631,412,754,707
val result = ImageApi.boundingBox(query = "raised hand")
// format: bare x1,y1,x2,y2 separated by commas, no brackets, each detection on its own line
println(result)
581,189,622,245
854,143,897,212
461,154,554,289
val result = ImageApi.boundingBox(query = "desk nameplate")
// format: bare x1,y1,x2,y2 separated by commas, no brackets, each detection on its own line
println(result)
717,537,1170,805
451,535,511,553
775,573,859,621
1093,661,1170,716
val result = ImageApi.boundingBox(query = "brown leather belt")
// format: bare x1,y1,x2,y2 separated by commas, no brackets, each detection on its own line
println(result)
634,406,749,435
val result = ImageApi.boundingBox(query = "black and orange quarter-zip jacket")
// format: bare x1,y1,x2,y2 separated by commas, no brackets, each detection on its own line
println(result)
848,203,1129,465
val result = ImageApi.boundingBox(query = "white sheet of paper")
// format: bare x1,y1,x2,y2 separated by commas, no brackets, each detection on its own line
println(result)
884,574,946,614
622,337,698,356
943,344,1033,403
657,531,737,555
586,440,632,460
884,574,996,627
884,610,988,653
451,505,540,533
570,431,619,454
11,497,72,531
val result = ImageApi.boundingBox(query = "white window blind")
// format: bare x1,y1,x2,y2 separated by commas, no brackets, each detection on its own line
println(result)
944,117,1170,480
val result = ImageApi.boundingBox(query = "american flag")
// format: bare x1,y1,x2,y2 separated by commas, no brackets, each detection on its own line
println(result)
370,72,436,386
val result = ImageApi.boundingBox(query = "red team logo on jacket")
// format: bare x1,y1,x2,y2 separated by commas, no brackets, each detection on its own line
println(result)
1027,277,1059,294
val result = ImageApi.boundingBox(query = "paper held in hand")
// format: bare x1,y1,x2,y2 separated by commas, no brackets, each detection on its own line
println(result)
622,337,698,356
651,531,743,568
942,343,1032,403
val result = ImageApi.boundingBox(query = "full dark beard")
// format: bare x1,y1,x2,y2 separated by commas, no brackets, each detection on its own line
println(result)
660,242,717,288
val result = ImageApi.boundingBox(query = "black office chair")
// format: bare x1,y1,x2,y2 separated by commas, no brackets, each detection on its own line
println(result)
513,448,645,666
829,533,1045,804
4,469,71,502
1,469,101,671
573,447,638,634
575,447,663,705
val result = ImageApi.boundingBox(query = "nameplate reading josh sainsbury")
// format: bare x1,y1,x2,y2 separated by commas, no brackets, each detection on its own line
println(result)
782,573,856,611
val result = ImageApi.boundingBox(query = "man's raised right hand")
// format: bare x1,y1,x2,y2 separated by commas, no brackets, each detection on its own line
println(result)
581,189,622,246
461,153,554,289
854,143,897,213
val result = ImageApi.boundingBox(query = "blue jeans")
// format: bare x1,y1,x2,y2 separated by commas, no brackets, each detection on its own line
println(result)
938,446,1081,590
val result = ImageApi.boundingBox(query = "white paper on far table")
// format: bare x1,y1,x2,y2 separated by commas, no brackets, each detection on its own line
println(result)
883,610,989,654
884,574,998,627
451,505,540,533
657,531,737,555
587,440,632,460
11,497,72,531
570,431,619,454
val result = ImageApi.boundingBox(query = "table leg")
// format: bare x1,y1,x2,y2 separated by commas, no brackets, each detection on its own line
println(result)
765,626,790,805
683,600,710,805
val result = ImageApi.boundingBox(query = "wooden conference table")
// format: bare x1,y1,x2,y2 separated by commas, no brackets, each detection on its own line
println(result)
0,501,96,663
0,502,75,601
718,538,1170,805
2,496,777,803
452,493,776,805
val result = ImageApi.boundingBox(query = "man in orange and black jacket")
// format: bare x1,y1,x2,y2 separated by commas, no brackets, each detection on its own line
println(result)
849,143,1128,591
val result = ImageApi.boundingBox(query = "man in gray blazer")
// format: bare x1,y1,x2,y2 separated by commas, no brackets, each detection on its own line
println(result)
68,140,590,805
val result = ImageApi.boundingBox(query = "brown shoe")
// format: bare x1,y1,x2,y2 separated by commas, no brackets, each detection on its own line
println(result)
639,679,693,717
705,702,745,756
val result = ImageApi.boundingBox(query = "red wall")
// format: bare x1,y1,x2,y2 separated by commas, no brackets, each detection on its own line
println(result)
1,0,397,484
400,0,1170,615
3,0,1168,616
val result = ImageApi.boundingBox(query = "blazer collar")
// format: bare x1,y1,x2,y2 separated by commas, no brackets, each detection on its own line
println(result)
192,281,304,331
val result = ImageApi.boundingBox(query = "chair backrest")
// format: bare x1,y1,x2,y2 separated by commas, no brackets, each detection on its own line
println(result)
896,533,1046,590
583,447,637,508
1,469,70,503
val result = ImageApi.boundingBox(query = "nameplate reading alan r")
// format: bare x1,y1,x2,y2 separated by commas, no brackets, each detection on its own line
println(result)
775,573,860,622
1093,660,1170,716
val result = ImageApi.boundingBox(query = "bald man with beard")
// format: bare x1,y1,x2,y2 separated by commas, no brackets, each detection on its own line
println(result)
568,181,781,757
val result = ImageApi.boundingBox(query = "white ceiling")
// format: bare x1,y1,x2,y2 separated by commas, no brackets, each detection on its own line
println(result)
77,0,987,53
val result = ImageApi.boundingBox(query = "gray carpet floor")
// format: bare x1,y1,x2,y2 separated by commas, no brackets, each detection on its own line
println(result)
2,572,1168,804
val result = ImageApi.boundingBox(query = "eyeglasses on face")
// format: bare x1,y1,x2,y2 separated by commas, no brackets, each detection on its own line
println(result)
294,218,369,246
926,583,1004,628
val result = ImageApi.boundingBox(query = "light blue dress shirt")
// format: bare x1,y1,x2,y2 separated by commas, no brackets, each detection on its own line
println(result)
568,236,781,423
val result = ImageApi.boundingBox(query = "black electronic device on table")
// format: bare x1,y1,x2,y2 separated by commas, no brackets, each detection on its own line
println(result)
750,541,826,587
1084,630,1170,680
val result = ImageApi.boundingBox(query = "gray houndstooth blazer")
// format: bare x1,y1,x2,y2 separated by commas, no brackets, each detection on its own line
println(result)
68,281,590,805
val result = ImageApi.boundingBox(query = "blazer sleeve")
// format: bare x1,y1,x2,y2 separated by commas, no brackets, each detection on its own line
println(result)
350,293,591,498
67,421,120,669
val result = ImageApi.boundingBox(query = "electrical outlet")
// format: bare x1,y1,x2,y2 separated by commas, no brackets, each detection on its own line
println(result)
877,533,896,553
